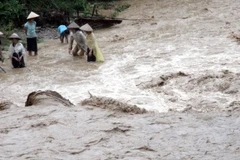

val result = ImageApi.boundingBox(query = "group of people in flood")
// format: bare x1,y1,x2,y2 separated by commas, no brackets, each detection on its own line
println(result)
0,11,104,69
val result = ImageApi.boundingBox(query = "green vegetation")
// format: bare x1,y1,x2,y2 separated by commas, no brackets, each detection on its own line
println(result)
0,0,130,28
0,0,91,30
0,0,130,51
0,0,25,30
0,0,130,36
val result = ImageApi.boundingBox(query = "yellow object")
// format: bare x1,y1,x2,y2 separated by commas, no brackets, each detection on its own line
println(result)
86,33,104,62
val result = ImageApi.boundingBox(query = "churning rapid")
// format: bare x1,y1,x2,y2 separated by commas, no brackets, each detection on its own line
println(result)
0,0,239,112
0,0,240,159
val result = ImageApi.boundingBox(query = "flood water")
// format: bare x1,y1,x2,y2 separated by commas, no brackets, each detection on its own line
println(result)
0,0,240,113
1,0,240,159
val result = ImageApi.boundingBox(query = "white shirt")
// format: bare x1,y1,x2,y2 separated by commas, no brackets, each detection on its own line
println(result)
8,43,25,58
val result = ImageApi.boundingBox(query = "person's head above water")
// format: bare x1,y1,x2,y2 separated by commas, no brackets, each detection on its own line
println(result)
28,18,34,23
27,11,39,22
80,23,93,34
9,33,21,44
67,22,81,33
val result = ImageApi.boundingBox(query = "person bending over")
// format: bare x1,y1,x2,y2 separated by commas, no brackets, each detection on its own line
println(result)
58,25,70,43
68,22,87,56
80,23,104,62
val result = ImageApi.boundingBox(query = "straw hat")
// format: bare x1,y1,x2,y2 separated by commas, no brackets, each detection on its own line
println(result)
68,22,80,29
80,23,93,32
9,33,21,40
27,11,40,20
0,31,4,38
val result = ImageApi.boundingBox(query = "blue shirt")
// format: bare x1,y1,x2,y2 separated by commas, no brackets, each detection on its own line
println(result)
24,21,37,38
58,25,67,35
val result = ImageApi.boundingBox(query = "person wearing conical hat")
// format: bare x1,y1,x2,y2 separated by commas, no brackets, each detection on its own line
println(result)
24,11,39,56
80,23,104,62
0,31,4,62
68,22,87,56
8,33,26,68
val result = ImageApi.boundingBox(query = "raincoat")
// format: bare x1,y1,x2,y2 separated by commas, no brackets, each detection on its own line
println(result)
86,33,104,62
69,31,87,52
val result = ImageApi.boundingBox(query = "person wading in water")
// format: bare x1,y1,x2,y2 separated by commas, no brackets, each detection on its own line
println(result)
8,33,26,68
58,24,69,43
80,23,104,62
24,11,39,56
68,22,87,57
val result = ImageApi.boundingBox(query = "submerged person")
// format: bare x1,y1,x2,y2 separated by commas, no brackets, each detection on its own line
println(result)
68,22,87,56
58,25,70,43
24,11,39,56
8,33,25,68
80,23,104,62
0,31,4,62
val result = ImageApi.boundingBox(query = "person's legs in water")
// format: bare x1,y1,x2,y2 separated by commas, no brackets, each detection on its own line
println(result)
18,52,25,68
87,48,96,62
64,34,68,43
12,52,20,68
72,45,79,56
27,38,32,56
60,33,64,43
12,52,25,68
27,37,38,56
79,49,85,56
64,30,69,43
29,37,38,56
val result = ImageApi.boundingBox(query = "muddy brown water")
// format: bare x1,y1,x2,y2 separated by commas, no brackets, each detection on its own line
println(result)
0,0,240,159
0,0,239,112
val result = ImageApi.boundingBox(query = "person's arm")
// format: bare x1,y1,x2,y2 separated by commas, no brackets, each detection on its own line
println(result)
24,27,27,35
89,49,93,56
24,23,27,35
34,21,37,35
20,43,25,55
20,43,26,63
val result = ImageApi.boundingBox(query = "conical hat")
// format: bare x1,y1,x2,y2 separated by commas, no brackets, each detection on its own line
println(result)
27,11,39,19
67,22,80,29
80,23,93,32
9,33,21,40
0,31,4,37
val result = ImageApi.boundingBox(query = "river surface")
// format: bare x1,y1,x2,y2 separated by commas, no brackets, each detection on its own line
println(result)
0,0,240,159
1,0,239,112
